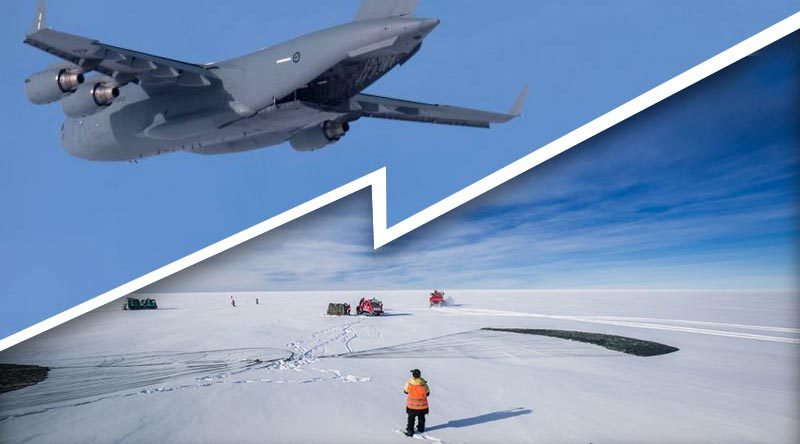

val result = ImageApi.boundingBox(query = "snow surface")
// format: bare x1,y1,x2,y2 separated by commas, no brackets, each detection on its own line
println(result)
1,290,798,444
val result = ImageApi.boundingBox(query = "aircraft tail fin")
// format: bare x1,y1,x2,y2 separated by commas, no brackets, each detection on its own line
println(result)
355,0,420,21
31,0,47,33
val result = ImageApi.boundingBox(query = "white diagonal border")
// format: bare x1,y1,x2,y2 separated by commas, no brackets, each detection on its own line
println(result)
2,12,798,352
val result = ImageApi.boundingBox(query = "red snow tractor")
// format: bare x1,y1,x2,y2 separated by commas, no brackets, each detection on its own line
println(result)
429,290,445,307
356,298,384,316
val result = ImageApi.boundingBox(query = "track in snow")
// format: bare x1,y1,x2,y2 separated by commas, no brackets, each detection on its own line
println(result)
0,348,289,420
394,429,446,443
434,307,800,344
337,329,619,360
0,316,379,421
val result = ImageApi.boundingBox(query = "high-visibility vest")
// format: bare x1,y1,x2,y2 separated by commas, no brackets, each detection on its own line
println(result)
406,383,429,410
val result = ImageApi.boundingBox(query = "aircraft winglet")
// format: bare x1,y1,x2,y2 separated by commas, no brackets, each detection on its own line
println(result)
32,0,47,33
510,84,530,117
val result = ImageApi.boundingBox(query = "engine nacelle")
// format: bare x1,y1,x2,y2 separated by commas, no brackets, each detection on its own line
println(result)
24,67,85,105
290,121,350,152
60,81,120,118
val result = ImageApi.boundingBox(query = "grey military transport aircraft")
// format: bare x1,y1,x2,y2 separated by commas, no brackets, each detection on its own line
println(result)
24,0,527,161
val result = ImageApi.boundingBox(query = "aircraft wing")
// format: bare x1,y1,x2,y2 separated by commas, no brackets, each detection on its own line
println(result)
345,86,528,128
25,23,217,89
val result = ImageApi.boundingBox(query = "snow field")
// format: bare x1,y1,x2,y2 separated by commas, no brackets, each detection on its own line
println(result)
1,290,797,443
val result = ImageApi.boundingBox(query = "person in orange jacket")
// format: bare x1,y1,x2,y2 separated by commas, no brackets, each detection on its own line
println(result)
404,369,430,437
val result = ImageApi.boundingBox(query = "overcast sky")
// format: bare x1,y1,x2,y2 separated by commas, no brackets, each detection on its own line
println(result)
146,32,799,293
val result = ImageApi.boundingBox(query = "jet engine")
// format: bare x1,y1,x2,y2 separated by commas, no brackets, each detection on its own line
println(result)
24,67,85,105
290,121,350,152
60,81,120,118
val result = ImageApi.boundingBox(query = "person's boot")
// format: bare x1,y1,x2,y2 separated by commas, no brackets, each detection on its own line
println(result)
404,430,413,437
417,426,424,433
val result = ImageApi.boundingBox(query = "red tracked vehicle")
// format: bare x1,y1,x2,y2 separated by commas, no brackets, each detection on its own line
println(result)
429,290,445,307
356,298,384,316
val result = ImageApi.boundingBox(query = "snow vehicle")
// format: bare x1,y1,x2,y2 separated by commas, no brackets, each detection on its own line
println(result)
429,290,445,307
356,298,384,316
327,303,351,316
122,298,142,310
122,297,158,310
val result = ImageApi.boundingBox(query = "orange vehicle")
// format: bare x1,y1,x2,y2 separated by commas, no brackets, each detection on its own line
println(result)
429,290,445,307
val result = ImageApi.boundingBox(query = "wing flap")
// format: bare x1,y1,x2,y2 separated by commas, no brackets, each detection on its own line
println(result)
24,28,217,89
346,91,526,128
24,28,100,66
96,43,215,79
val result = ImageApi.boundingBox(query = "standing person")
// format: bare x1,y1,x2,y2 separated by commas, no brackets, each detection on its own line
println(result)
404,369,430,437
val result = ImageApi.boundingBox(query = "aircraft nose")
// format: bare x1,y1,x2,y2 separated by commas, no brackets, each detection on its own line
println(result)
419,18,440,33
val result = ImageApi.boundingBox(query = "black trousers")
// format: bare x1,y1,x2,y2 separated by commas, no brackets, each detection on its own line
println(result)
406,408,428,434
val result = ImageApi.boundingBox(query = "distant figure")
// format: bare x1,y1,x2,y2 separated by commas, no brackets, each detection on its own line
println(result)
231,298,236,307
404,369,430,437
256,298,259,305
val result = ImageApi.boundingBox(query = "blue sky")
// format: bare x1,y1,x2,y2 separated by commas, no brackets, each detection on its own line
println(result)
147,32,799,293
1,1,798,337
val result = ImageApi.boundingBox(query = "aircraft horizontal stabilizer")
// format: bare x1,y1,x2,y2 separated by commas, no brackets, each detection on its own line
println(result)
355,0,420,21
